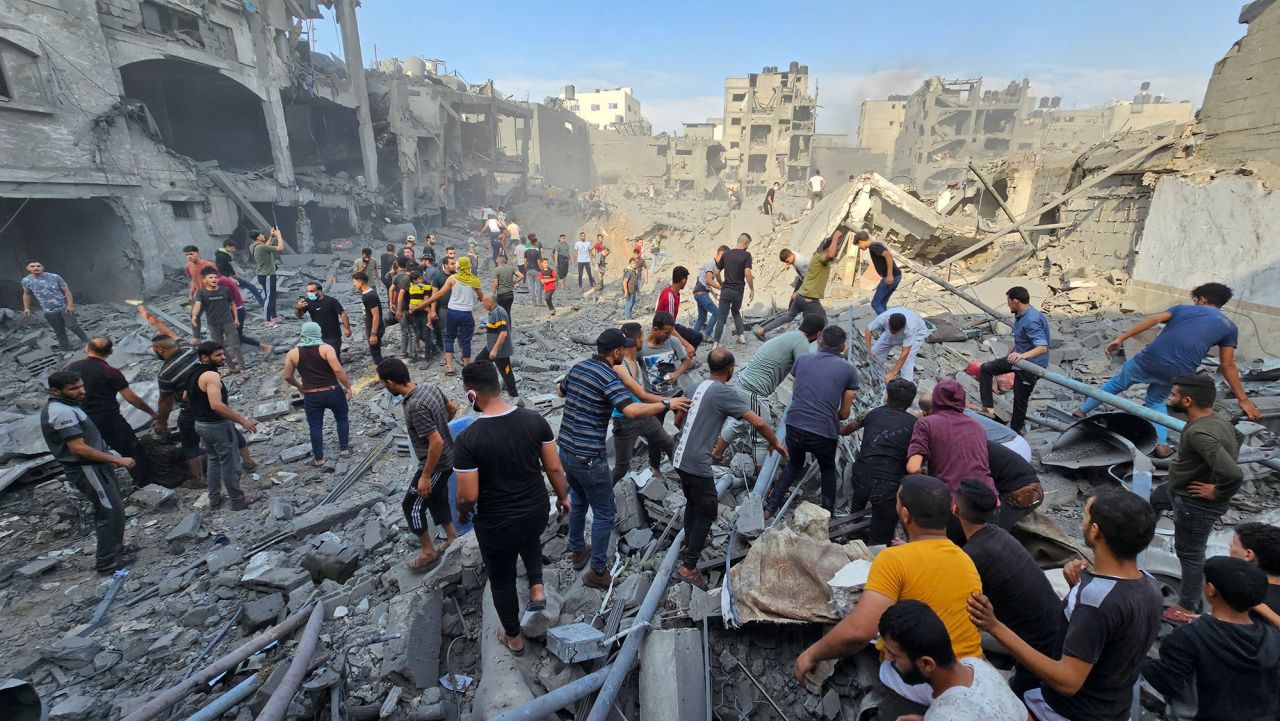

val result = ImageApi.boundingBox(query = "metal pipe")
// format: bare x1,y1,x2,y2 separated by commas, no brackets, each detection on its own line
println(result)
255,601,327,721
121,604,319,721
486,667,613,721
183,670,265,721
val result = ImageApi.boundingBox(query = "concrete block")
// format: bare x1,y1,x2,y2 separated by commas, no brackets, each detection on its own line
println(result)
735,494,765,538
269,499,293,521
362,518,385,551
254,401,294,420
380,589,442,686
638,628,706,721
129,484,176,509
546,623,607,663
244,592,285,630
291,492,382,538
301,539,360,583
558,583,604,622
789,502,830,541
688,587,721,621
40,636,101,669
241,551,311,593
280,443,312,463
181,605,217,627
205,544,244,573
16,557,60,578
622,527,652,552
613,480,647,533
49,695,96,721
165,512,203,542
616,571,652,610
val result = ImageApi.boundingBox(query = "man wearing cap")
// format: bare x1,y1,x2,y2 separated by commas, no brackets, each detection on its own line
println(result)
558,329,690,588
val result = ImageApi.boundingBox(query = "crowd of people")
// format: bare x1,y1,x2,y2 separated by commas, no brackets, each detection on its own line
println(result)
27,211,1280,719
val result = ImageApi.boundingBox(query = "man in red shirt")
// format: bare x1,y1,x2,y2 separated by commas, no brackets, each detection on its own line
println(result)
184,245,217,301
656,266,703,355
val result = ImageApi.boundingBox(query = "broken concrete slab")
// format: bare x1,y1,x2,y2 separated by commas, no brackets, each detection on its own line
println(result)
735,494,765,538
40,636,101,669
269,498,293,521
614,479,646,533
129,484,176,509
380,589,442,687
638,628,706,721
617,571,652,610
290,492,384,538
49,695,96,721
789,502,831,541
240,551,311,593
689,586,722,622
205,544,244,574
244,592,286,630
16,557,60,578
280,443,312,464
301,538,360,584
165,511,203,542
253,400,294,420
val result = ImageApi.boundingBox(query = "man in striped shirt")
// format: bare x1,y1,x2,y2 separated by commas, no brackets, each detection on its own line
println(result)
557,329,689,587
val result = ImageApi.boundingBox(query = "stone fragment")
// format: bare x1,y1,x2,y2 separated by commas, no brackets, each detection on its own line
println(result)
559,584,603,621
789,502,830,541
290,492,382,538
40,636,101,669
165,512,203,542
379,589,442,686
241,551,311,592
50,695,96,721
622,527,652,552
244,592,285,630
613,480,646,533
361,518,385,551
253,400,293,420
129,484,176,509
205,545,244,573
181,605,217,627
735,494,765,538
301,539,360,584
616,572,652,610
638,629,705,721
269,499,293,520
16,557,60,578
688,587,721,621
280,443,312,463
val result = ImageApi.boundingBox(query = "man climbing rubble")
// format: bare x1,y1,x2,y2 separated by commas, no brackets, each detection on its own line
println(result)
612,322,676,482
690,245,724,337
978,286,1050,436
1073,281,1261,457
67,337,156,490
712,233,754,347
674,347,785,590
190,341,258,511
22,259,90,352
41,370,136,576
283,322,353,468
855,231,901,315
756,225,849,339
214,239,264,307
558,329,688,588
455,360,570,656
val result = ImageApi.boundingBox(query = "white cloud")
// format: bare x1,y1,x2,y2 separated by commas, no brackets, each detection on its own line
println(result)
811,68,928,138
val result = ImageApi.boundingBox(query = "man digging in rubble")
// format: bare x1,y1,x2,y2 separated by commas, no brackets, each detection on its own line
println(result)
978,286,1050,436
42,370,136,576
22,259,90,352
864,306,928,382
283,322,353,468
673,347,785,589
844,378,919,545
67,337,156,490
377,358,459,571
190,341,259,511
795,475,982,711
455,360,570,656
655,266,705,354
611,322,676,482
558,329,688,588
1073,281,1261,457
756,225,849,339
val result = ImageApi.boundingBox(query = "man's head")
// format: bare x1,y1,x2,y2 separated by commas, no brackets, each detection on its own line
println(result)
670,266,689,290
736,233,752,249
559,234,566,242
597,233,604,241
426,233,437,245
620,322,643,352
595,328,632,364
1191,282,1233,308
879,600,957,687
1204,556,1268,613
250,230,266,243
385,243,396,253
405,235,416,247
628,257,638,270
351,271,370,291
25,260,44,275
579,232,587,240
773,181,780,188
953,479,999,526
1231,522,1280,576
779,249,796,266
183,245,201,262
798,313,826,341
196,341,226,367
707,347,735,380
222,239,237,251
446,246,457,261
1167,373,1216,415
47,370,85,401
854,230,871,249
201,268,220,290
651,312,676,341
462,360,503,409
1005,286,1031,312
819,325,847,354
896,475,952,533
885,378,917,410
917,394,933,415
376,358,413,396
85,337,113,359
482,294,497,311
151,333,179,359
888,313,907,334
443,258,457,274
715,244,729,262
404,248,416,261
306,282,325,301
361,247,372,259
1083,490,1156,561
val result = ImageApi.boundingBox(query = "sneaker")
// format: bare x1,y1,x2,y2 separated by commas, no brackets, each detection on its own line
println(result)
736,335,746,345
753,327,766,341
583,568,614,589
570,546,591,571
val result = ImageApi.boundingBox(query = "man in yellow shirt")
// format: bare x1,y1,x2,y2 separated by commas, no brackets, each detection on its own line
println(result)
795,474,982,706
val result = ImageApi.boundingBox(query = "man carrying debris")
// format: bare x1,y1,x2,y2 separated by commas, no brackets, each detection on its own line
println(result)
21,259,90,352
715,314,825,468
215,239,264,307
805,168,826,212
756,226,849,339
250,227,285,325
557,329,688,588
191,268,244,373
864,306,929,382
844,378,919,544
672,347,785,590
377,358,459,571
690,246,725,337
283,322,353,468
294,281,351,359
1074,282,1261,456
712,232,754,347
477,295,519,400
906,380,996,497
1152,373,1245,625
611,322,676,482
350,271,384,365
41,370,136,575
764,325,857,516
67,337,156,490
795,476,982,708
978,286,1050,436
855,231,901,315
969,489,1162,721
575,231,594,289
190,341,258,511
455,360,570,656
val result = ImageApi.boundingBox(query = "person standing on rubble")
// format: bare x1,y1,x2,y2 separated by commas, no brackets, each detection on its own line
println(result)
295,282,351,359
852,231,901,315
1074,281,1261,456
214,269,272,358
66,337,157,491
191,269,244,373
377,358,459,571
538,257,558,315
554,234,572,285
673,347,785,589
795,475,982,708
22,259,90,352
763,181,778,215
41,370,136,575
183,246,218,302
969,489,1162,721
656,266,705,353
422,234,439,266
490,254,520,320
712,233,754,347
481,213,502,260
805,169,826,212
611,322,675,482
379,243,398,307
558,329,689,588
190,341,258,511
215,239,264,307
844,378,919,544
590,233,610,298
455,360,570,656
351,271,384,365
250,227,285,325
690,246,724,337
622,256,640,320
284,322,353,468
476,295,519,400
864,307,929,382
152,334,208,484
524,236,545,306
575,231,595,289
763,325,858,516
353,247,373,275
424,256,453,360
404,269,433,360
977,286,1049,436
422,256,485,375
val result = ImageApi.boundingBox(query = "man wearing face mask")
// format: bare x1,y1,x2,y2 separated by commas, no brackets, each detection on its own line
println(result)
295,282,351,358
377,358,459,571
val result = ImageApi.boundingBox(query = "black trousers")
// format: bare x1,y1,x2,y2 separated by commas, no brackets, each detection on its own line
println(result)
612,415,673,482
90,410,150,489
67,462,126,571
674,323,703,352
759,295,826,333
366,325,384,365
850,462,903,545
401,465,452,535
475,513,547,637
767,425,838,513
477,348,520,397
497,292,514,320
677,468,718,571
978,357,1039,434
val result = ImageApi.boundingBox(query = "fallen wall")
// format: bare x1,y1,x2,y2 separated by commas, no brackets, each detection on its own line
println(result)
1131,174,1280,357
1198,0,1280,167
589,130,668,183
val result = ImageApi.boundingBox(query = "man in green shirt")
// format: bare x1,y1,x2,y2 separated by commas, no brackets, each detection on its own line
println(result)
553,234,572,283
754,224,849,340
251,227,285,324
1155,373,1245,624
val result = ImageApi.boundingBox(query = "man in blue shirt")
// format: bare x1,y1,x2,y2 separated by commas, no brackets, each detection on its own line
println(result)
1074,282,1260,457
979,286,1050,435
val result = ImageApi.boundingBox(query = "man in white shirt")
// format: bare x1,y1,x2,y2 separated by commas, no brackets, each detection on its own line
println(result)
574,231,595,289
865,307,928,382
805,169,826,211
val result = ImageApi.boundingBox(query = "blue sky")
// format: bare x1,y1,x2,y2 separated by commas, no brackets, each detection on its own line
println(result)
312,1,1246,136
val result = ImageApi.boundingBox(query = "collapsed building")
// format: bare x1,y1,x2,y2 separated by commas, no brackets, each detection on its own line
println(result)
721,62,818,193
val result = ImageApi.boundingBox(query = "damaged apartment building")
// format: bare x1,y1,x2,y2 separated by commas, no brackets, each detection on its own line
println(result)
722,62,817,193
0,0,527,307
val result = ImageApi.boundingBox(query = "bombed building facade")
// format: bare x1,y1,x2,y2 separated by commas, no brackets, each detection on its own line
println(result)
721,62,817,193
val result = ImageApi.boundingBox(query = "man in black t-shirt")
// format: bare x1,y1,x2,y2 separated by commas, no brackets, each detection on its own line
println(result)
294,282,351,357
523,237,544,306
351,271,384,365
987,439,1042,531
842,378,917,544
855,231,901,315
67,337,157,490
955,480,1065,698
712,233,754,346
763,181,778,215
379,243,397,307
454,360,570,656
215,239,265,306
970,489,1162,721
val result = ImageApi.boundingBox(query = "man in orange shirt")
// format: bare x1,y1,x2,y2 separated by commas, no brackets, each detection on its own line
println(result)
184,245,217,301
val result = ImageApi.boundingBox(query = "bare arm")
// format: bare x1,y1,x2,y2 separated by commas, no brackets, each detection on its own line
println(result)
969,593,1094,696
456,470,479,520
614,361,665,403
202,371,256,430
1219,346,1261,420
67,436,133,467
704,270,721,292
22,288,33,314
540,442,570,514
120,387,156,417
1107,311,1173,353
491,330,508,357
417,431,444,490
271,227,285,252
282,350,302,391
745,267,754,297
340,311,351,336
838,388,854,421
906,454,924,474
882,249,896,284
155,394,175,430
190,299,203,335
423,276,456,305
62,282,75,311
796,591,894,678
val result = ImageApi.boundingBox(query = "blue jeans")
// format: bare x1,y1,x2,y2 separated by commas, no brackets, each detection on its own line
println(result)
692,292,718,335
303,387,350,461
559,449,615,574
871,276,900,316
1079,358,1173,445
444,308,475,357
624,293,638,319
